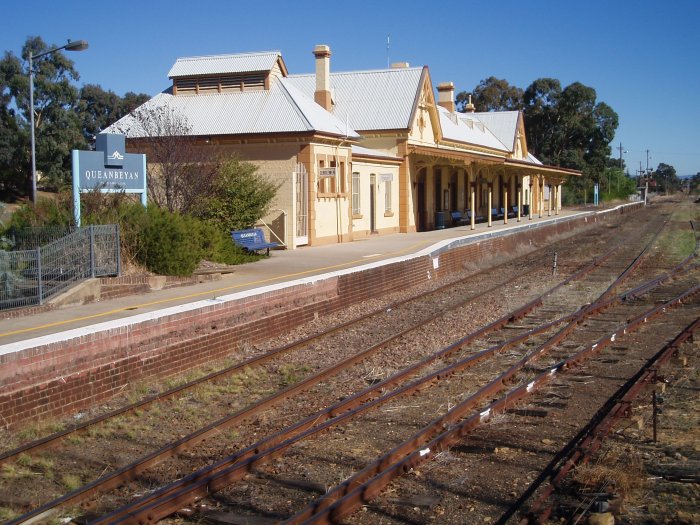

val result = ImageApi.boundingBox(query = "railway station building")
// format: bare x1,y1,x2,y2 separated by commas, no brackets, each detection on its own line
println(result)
107,45,580,248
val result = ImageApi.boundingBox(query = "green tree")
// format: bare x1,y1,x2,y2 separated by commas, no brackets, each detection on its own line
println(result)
78,84,149,144
690,172,700,194
10,37,88,191
0,57,25,197
0,37,147,198
522,80,618,204
456,76,523,112
522,78,561,159
652,163,679,195
195,156,279,231
457,76,619,204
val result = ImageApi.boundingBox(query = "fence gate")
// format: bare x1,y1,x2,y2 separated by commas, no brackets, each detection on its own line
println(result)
294,163,309,246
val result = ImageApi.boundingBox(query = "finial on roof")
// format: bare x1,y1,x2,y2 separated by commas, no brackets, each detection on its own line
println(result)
465,94,475,113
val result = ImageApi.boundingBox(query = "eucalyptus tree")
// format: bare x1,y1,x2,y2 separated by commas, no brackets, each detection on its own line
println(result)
0,54,24,197
456,75,619,204
2,37,88,192
78,84,149,145
652,163,679,194
456,76,523,112
0,37,148,198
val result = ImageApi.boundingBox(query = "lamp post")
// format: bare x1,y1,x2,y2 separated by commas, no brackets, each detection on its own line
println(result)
29,39,88,204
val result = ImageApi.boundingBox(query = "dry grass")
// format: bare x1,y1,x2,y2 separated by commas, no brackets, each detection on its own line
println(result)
572,442,646,498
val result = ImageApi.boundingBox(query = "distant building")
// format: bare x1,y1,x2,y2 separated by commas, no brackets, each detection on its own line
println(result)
106,45,579,248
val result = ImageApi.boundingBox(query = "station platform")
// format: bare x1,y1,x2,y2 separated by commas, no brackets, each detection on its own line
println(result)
0,209,594,349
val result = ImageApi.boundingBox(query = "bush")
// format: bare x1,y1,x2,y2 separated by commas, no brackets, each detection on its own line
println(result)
139,207,201,276
5,193,73,229
125,206,259,275
1,191,261,276
194,220,253,265
194,156,280,231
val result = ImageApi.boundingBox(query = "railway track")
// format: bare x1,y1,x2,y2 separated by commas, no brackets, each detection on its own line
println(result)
85,211,696,523
512,315,700,525
1,203,694,524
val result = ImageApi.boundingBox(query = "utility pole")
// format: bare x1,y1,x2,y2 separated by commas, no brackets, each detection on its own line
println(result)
618,143,624,169
617,143,626,193
646,149,651,172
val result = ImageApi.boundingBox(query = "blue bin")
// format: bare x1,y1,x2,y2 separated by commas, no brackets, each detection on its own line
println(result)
435,211,446,229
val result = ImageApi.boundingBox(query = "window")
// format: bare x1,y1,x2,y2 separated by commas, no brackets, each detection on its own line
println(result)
352,172,361,214
384,180,392,213
329,161,337,193
318,156,348,196
318,160,328,193
339,161,346,194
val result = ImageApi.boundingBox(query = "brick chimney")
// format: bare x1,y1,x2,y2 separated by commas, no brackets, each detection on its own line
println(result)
313,44,332,111
437,82,455,113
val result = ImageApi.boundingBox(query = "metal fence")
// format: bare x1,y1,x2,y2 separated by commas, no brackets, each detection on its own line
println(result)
0,225,120,310
2,225,76,251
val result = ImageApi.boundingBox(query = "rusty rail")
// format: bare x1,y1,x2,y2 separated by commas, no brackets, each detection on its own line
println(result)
8,263,561,525
5,218,665,525
517,314,700,525
289,285,700,524
1,242,564,468
91,253,689,525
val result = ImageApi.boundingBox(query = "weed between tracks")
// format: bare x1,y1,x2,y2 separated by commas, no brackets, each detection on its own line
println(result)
278,363,312,387
572,442,646,499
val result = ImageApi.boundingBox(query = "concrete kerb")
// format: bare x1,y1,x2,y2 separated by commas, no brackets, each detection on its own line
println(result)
0,204,636,358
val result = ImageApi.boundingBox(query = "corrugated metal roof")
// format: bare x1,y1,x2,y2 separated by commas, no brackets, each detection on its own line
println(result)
471,111,520,152
526,152,543,165
351,145,402,160
287,67,424,131
168,51,282,78
439,107,509,152
104,80,359,139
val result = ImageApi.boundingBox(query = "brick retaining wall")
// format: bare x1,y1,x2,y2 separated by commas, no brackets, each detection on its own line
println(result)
0,204,641,427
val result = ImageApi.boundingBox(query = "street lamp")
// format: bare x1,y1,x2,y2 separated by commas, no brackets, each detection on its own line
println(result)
29,39,88,204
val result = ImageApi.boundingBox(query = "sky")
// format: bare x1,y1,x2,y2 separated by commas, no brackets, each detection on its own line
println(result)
3,0,699,176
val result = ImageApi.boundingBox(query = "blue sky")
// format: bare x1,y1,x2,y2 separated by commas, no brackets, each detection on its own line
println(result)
3,0,699,176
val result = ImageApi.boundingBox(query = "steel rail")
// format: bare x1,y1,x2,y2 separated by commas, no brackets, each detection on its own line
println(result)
88,245,638,525
93,236,679,525
290,284,700,524
9,254,577,525
5,215,660,525
0,231,572,467
517,315,700,525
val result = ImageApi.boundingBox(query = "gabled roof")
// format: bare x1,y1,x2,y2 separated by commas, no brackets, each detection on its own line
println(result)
287,67,424,131
104,80,359,139
470,111,520,152
351,144,402,162
438,107,509,152
168,51,287,78
526,152,542,165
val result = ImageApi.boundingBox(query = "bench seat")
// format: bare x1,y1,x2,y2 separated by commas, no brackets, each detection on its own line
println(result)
231,228,279,255
451,210,485,225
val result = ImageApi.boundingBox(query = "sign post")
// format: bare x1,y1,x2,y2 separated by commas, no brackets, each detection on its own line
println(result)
72,133,147,226
593,183,599,207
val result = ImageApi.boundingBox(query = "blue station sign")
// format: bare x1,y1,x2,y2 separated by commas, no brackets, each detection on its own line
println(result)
72,133,147,225
76,134,145,191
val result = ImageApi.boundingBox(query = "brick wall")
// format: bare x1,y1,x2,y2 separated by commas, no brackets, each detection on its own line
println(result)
0,204,640,427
